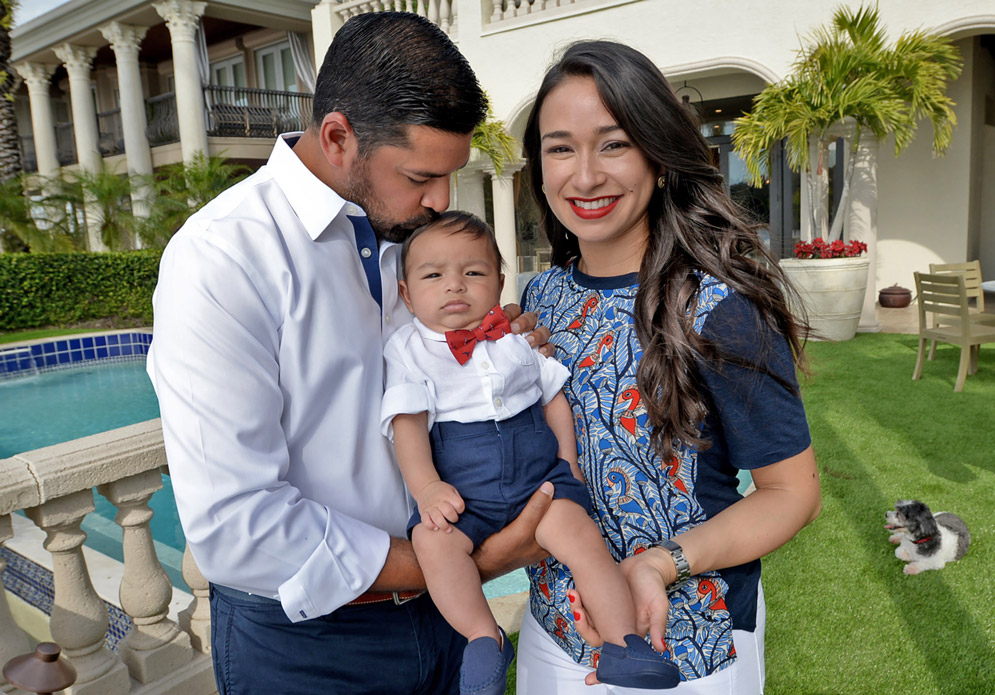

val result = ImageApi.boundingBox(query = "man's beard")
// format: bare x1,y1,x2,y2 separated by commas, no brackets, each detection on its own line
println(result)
343,158,439,244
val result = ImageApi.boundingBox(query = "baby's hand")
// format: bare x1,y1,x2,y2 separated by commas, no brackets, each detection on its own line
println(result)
416,481,465,532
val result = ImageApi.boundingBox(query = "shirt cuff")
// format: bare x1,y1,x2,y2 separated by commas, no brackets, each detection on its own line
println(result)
277,511,391,623
381,383,434,439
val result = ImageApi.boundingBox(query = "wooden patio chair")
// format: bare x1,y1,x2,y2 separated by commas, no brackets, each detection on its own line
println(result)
927,260,995,359
913,271,995,391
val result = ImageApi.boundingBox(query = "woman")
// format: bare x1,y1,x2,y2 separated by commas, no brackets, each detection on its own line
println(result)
517,41,822,694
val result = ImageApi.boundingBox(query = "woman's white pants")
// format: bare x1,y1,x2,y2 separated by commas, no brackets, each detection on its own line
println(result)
516,583,766,695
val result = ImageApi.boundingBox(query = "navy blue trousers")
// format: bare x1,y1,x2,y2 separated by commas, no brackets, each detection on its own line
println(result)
210,584,465,694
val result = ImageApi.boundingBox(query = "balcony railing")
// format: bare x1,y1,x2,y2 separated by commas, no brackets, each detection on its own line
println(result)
1,420,215,694
335,0,456,35
54,122,77,166
204,85,314,138
145,92,181,147
19,136,38,173
98,108,125,157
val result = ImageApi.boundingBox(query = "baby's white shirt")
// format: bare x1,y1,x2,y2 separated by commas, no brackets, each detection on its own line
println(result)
380,318,569,439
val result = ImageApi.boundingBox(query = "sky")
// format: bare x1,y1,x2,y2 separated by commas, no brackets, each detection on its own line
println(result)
14,0,73,27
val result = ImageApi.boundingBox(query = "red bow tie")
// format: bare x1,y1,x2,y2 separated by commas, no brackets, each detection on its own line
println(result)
445,306,512,365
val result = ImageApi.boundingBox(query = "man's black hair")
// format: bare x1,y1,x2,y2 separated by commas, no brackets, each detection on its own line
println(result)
312,12,488,153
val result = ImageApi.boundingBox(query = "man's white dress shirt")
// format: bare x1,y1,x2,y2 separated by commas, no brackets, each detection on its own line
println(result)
380,319,569,439
148,134,413,622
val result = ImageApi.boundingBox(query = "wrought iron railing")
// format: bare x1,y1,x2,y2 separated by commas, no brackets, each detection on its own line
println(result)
54,122,77,166
98,108,125,156
204,85,314,138
145,92,181,147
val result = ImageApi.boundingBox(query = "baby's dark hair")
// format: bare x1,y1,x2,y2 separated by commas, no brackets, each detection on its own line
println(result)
399,211,504,280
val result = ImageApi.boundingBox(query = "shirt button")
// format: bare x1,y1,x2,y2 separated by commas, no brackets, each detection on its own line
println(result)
347,205,361,215
494,397,503,408
361,247,372,258
384,314,391,323
480,361,491,370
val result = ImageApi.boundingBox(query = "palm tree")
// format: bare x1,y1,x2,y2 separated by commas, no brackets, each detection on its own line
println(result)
732,4,962,242
139,152,249,247
0,0,28,252
472,100,518,176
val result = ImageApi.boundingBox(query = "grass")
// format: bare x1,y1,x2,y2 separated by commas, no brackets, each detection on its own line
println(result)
507,332,994,694
0,320,148,345
764,333,994,694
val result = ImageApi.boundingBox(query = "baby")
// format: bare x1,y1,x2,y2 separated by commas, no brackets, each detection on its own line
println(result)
380,211,679,695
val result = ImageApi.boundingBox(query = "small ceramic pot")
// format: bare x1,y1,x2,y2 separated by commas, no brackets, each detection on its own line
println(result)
879,285,912,308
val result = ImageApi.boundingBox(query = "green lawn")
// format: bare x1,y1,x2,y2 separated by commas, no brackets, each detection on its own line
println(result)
765,333,994,694
508,333,994,694
0,326,103,345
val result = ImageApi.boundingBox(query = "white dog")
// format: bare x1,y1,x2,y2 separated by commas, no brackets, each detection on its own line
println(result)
885,499,970,575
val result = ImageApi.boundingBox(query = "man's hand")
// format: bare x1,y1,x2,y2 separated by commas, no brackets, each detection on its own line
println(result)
415,480,465,532
503,304,554,357
472,481,554,581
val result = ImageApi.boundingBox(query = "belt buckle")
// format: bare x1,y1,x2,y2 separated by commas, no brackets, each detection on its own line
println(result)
392,591,418,606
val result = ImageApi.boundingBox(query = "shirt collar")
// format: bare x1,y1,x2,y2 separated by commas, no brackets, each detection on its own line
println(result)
268,132,354,241
412,318,449,343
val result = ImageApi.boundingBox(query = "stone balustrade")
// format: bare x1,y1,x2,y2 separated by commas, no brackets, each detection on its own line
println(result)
0,420,215,695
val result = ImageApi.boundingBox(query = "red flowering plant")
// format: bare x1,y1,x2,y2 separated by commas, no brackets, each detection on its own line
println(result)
793,237,868,259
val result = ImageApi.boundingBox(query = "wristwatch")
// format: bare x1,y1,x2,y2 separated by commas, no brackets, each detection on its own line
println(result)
658,539,691,585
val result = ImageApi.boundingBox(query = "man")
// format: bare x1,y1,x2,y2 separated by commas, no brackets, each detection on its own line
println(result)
148,13,552,694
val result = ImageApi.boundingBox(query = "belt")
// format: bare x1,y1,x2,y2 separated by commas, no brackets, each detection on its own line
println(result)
211,583,422,608
347,590,423,606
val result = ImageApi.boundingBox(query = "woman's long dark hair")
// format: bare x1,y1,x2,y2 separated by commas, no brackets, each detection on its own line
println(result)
523,40,809,460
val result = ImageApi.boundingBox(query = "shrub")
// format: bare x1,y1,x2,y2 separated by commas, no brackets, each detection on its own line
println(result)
0,250,161,331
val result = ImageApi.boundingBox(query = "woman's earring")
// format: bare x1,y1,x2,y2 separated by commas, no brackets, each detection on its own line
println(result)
657,174,667,189
542,184,547,194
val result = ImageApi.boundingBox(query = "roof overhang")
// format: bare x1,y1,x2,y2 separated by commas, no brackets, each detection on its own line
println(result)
12,0,318,64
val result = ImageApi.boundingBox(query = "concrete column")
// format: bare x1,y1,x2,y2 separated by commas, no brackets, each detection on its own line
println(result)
487,163,523,306
310,0,346,72
14,61,60,177
849,135,882,333
456,167,487,221
100,22,153,229
53,43,107,252
53,44,101,174
153,0,208,162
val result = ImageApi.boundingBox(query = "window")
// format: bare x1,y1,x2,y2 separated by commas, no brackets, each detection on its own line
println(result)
256,42,297,92
210,55,246,89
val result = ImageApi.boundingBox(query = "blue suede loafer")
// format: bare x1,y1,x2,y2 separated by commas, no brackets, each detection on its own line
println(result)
596,634,681,689
459,627,515,695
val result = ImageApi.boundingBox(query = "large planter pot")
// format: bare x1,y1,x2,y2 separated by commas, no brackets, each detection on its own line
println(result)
779,256,871,341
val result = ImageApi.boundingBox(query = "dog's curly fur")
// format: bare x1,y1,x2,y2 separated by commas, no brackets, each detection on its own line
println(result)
885,499,970,575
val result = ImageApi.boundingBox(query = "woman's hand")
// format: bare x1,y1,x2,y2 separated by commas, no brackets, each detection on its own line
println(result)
503,303,554,357
620,550,673,654
564,588,604,686
569,549,674,686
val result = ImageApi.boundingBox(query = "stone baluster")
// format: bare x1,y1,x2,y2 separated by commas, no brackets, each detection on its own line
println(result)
24,490,131,695
99,470,192,683
178,544,211,653
490,0,504,23
427,0,440,25
1,514,33,694
438,0,452,33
